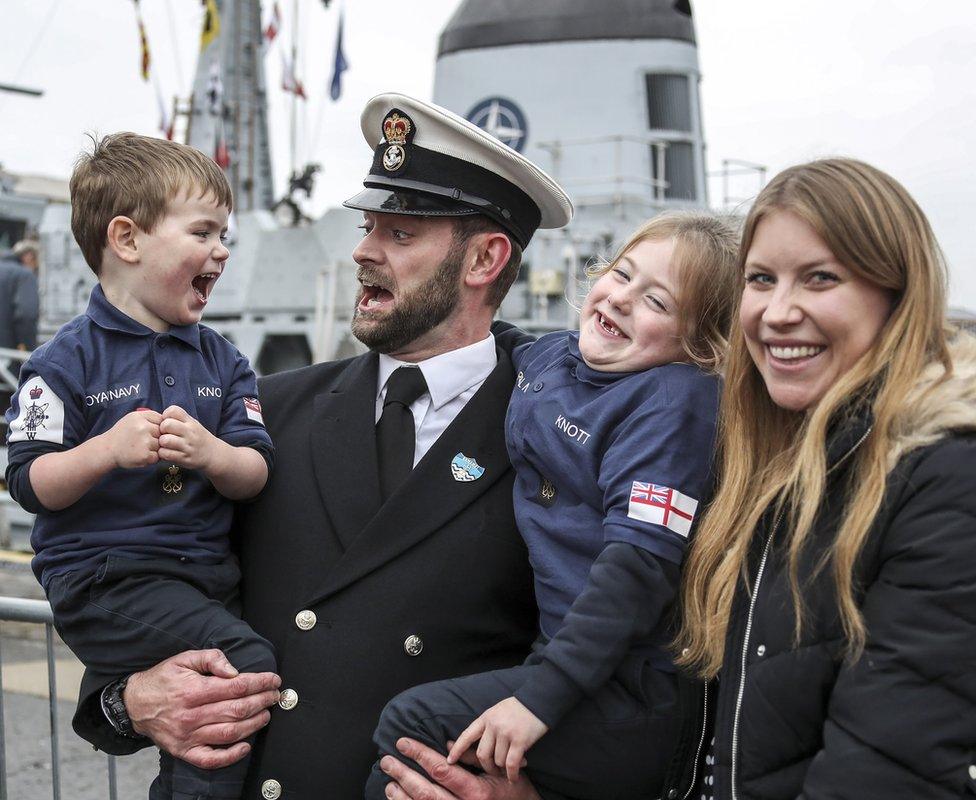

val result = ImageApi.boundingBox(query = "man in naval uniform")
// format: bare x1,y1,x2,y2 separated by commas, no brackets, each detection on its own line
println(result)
70,92,573,800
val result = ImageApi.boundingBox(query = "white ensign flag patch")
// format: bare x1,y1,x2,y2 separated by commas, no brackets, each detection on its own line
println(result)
8,376,65,445
627,482,699,538
243,397,264,425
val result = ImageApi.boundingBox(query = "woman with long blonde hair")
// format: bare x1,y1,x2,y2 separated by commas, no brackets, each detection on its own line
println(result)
664,158,976,800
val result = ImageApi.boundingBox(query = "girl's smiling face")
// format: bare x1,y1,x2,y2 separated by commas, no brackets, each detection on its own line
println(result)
578,237,686,373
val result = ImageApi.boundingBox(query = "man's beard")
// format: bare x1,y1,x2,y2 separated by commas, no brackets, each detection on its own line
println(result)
351,240,465,354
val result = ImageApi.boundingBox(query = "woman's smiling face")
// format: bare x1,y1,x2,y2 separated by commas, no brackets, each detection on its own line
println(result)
740,209,893,412
578,237,686,373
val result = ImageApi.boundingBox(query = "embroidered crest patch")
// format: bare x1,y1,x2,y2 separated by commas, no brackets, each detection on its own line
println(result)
8,377,65,444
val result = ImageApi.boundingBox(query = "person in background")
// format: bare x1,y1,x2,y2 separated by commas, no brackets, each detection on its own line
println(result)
0,239,41,424
0,240,40,351
12,238,40,274
662,158,976,800
368,211,738,800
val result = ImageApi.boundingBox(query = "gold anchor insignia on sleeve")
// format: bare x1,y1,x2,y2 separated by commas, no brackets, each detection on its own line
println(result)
540,478,556,501
535,475,557,508
162,465,184,494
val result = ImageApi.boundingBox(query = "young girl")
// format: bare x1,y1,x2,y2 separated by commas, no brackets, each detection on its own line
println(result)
366,211,739,800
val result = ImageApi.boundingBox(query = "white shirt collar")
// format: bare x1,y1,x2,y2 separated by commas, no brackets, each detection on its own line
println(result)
377,333,497,410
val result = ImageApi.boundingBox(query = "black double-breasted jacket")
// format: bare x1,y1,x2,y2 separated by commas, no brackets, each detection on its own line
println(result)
237,344,537,797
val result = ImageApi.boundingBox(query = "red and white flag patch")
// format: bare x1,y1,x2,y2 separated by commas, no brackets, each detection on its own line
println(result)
243,397,264,425
627,482,698,537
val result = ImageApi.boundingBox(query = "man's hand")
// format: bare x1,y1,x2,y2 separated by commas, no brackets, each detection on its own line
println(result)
104,409,162,469
381,738,541,800
124,649,281,770
158,405,221,471
448,697,548,781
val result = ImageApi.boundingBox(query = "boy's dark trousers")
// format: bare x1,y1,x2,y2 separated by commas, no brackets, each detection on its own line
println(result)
366,647,681,800
46,555,276,800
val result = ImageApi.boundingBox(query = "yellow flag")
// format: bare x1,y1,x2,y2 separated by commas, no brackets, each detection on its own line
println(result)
200,0,221,52
139,18,150,81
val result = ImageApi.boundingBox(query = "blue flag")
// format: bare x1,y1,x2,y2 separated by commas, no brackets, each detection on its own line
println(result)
329,11,348,101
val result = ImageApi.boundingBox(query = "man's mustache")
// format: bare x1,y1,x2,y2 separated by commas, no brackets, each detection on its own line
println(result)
356,267,393,292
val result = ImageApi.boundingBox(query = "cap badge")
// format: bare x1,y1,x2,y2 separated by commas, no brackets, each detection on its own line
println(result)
451,452,485,482
381,109,414,173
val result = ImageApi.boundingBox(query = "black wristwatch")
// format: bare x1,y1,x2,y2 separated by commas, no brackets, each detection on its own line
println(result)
100,676,143,739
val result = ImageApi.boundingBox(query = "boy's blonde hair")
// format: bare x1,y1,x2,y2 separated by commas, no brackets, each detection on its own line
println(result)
69,132,233,274
587,210,740,372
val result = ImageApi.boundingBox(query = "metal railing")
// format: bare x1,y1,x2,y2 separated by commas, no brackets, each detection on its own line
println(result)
0,595,118,800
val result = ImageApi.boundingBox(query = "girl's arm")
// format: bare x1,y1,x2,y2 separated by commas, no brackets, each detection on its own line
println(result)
513,542,679,726
448,543,678,780
510,373,720,727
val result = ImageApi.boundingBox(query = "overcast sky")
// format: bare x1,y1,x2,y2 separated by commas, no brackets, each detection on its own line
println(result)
2,0,974,305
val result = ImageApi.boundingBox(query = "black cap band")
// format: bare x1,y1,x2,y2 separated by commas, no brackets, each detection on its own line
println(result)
363,142,541,247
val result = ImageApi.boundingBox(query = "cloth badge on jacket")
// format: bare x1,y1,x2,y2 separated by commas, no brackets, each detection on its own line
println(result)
627,482,698,537
8,377,65,444
451,453,484,482
243,397,264,425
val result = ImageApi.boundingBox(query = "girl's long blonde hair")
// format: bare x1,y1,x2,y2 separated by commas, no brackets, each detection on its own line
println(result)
676,158,951,677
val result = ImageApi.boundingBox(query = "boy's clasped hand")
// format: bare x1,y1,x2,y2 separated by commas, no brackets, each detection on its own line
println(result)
104,405,219,471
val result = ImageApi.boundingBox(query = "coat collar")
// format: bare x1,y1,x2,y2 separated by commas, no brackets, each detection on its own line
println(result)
826,403,874,474
86,284,202,351
377,333,497,412
886,332,976,469
304,345,516,606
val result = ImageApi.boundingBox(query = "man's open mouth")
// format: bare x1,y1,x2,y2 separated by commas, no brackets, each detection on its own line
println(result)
358,281,395,310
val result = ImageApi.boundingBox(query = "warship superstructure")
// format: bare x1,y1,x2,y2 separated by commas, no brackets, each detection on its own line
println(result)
5,0,716,369
436,0,709,327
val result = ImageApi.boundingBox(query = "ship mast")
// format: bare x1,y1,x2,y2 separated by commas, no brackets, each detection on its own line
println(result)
186,0,274,212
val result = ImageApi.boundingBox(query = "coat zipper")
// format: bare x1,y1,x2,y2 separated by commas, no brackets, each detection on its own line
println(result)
729,425,872,800
730,504,783,800
681,680,710,800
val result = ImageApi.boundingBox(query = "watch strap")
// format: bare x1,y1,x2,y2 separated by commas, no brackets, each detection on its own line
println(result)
100,677,143,739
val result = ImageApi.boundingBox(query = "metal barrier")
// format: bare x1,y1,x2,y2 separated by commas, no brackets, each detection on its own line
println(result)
0,596,118,800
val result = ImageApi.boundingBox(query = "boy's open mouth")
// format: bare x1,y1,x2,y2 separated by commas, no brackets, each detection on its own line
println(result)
192,272,220,303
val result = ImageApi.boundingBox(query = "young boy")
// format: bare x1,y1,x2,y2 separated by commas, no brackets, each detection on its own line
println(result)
367,212,739,800
4,132,276,800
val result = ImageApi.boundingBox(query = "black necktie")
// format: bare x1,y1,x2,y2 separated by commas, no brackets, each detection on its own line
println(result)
376,366,429,501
